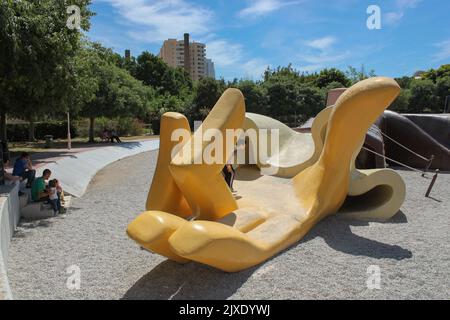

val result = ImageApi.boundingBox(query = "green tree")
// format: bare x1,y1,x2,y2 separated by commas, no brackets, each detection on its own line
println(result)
325,81,347,91
189,77,226,121
436,76,450,111
0,0,94,141
79,44,153,142
297,84,326,120
134,51,192,97
264,80,297,117
263,64,318,85
315,68,351,88
346,65,376,84
423,64,450,82
390,89,411,113
408,79,440,113
395,76,413,90
235,80,269,114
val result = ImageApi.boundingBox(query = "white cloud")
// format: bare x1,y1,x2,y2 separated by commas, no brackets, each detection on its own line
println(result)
97,0,213,42
238,0,302,18
206,39,269,80
299,52,350,65
306,36,337,50
242,58,271,79
95,0,269,79
384,0,422,25
384,12,404,25
396,0,422,9
433,40,450,62
296,36,350,71
298,64,323,73
206,40,243,67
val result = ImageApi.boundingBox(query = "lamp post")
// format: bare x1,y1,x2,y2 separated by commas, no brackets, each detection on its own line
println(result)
67,112,72,150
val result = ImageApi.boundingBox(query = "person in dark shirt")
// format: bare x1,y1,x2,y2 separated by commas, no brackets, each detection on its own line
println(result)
222,164,236,193
3,158,21,185
12,152,36,188
110,129,122,143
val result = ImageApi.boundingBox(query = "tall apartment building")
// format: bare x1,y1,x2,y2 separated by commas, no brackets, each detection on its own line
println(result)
159,33,214,81
205,59,215,79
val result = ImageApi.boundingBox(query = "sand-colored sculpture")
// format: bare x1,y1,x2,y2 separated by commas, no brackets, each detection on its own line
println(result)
243,108,329,178
245,107,406,221
127,78,404,272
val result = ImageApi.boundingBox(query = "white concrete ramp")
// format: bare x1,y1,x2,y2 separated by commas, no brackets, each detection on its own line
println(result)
35,140,159,198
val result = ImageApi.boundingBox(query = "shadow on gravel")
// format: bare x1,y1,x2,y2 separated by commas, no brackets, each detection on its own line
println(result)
18,219,54,229
301,212,412,260
122,211,412,300
122,260,255,300
116,142,143,150
12,219,54,238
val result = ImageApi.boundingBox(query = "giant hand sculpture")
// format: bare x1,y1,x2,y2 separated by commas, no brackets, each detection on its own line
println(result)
245,105,406,221
127,77,402,272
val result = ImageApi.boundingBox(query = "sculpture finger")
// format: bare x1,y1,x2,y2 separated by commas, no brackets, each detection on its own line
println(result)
169,215,303,272
147,112,193,218
127,211,190,263
340,168,406,221
170,88,246,220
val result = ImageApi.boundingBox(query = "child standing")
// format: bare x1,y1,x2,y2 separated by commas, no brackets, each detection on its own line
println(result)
48,179,61,216
54,179,65,205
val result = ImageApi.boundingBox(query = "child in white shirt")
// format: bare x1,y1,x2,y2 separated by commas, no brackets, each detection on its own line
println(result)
48,179,61,215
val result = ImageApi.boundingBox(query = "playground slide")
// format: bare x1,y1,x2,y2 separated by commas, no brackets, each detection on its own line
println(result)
377,111,450,171
243,108,330,178
128,78,407,272
246,107,404,222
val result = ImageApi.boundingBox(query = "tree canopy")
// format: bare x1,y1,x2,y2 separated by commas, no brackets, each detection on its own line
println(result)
0,1,448,143
0,0,94,140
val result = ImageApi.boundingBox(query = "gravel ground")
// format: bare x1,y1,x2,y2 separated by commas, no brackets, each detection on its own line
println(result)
7,151,450,300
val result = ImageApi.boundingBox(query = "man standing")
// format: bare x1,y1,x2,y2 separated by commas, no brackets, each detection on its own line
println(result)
31,169,51,202
13,152,36,188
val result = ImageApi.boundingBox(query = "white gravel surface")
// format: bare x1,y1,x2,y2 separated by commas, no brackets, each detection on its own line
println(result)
6,151,450,300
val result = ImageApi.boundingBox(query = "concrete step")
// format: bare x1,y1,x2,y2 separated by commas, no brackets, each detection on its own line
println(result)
19,193,29,210
19,180,28,189
21,202,54,220
20,196,73,220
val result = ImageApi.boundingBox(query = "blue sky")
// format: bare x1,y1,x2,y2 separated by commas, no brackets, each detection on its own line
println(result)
87,0,450,80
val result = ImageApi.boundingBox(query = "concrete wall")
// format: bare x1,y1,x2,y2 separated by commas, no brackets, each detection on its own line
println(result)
0,184,20,300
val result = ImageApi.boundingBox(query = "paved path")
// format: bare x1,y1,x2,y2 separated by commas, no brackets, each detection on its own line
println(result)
6,151,450,299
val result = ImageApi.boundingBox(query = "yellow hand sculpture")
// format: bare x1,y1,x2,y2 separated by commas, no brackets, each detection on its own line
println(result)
246,104,406,221
127,77,401,272
128,88,245,263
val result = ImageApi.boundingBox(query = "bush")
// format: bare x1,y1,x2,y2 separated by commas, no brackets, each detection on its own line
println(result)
92,117,145,137
6,124,28,142
117,118,145,136
36,122,78,140
6,122,77,142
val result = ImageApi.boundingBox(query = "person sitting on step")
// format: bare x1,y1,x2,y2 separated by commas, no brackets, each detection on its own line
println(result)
12,152,36,188
31,169,52,202
3,158,24,195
